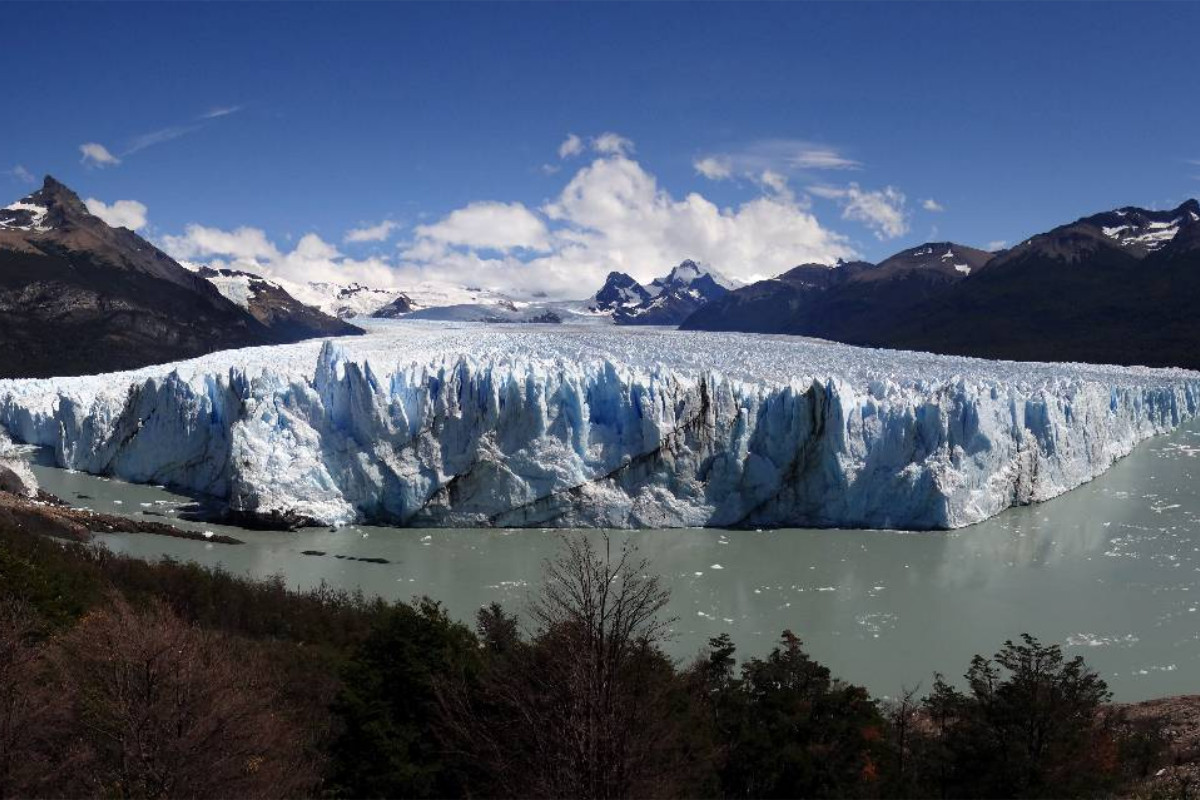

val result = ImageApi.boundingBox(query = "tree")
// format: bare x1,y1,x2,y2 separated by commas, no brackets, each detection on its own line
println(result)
328,597,481,798
441,534,704,799
44,595,317,799
712,630,885,798
921,634,1117,798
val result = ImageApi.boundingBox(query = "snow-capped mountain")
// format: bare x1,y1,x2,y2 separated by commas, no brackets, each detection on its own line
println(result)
193,266,361,340
0,176,358,379
2,324,1196,530
591,271,653,313
686,198,1200,370
589,259,734,325
683,243,993,338
877,199,1200,368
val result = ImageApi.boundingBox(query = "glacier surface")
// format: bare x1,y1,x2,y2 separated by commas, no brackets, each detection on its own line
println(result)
1,320,1197,530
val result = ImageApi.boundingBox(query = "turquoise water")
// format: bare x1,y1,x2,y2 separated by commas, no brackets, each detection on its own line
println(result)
28,420,1200,702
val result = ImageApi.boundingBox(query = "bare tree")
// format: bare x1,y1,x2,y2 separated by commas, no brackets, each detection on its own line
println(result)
0,599,61,799
44,595,319,799
441,534,694,799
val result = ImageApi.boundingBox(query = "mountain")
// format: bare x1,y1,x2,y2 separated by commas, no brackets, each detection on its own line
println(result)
370,294,416,318
0,176,359,379
284,281,410,319
590,260,733,325
194,267,361,339
683,243,993,339
874,200,1200,368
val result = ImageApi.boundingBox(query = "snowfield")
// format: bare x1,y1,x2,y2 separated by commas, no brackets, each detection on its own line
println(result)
1,320,1197,530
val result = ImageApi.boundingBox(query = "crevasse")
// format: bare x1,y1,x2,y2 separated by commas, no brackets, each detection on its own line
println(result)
0,322,1197,530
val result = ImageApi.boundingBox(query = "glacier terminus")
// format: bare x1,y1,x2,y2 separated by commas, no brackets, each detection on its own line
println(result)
1,320,1197,531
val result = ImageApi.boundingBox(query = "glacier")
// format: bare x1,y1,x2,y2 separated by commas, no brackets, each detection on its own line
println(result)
0,320,1197,531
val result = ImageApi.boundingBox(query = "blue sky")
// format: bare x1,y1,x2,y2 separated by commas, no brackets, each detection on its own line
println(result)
3,2,1198,296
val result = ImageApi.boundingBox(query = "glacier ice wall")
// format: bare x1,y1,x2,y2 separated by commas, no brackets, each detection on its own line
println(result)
0,322,1197,530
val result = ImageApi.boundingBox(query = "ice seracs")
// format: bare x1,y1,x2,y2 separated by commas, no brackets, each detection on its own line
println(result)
0,321,1197,532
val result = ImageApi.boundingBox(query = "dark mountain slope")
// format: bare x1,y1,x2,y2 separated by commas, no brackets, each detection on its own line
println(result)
0,176,359,379
876,201,1200,368
195,267,361,339
682,243,993,339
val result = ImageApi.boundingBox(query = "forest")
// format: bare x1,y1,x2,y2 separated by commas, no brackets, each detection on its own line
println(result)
0,522,1192,799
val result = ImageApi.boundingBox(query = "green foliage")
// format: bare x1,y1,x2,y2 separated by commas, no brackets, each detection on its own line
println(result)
328,598,481,799
0,521,1184,800
917,634,1118,798
695,630,885,798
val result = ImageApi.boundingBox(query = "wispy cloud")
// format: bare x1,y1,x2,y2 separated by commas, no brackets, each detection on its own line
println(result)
201,105,243,120
123,125,200,156
591,132,635,157
5,165,35,184
76,105,242,167
80,143,121,168
922,198,944,212
558,133,584,159
809,182,909,240
694,139,861,185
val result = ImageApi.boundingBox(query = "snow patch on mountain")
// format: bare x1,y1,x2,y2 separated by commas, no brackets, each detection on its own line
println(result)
0,321,1196,531
0,201,50,232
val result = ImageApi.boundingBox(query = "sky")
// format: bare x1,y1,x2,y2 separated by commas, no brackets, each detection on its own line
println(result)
2,2,1199,298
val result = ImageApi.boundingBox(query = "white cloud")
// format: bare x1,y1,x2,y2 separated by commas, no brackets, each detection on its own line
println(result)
922,198,944,212
201,105,242,120
694,140,861,183
124,125,198,156
344,220,400,243
160,138,859,299
591,132,635,157
408,201,550,253
161,224,396,287
393,152,854,294
84,198,149,231
809,183,909,240
163,224,280,262
986,240,1008,252
79,143,120,168
7,165,35,185
757,170,791,198
558,133,584,159
694,157,733,181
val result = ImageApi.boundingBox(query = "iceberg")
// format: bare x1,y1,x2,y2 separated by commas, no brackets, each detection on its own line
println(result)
1,320,1197,530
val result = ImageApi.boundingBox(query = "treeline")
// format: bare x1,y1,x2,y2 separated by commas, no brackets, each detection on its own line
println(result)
0,523,1182,799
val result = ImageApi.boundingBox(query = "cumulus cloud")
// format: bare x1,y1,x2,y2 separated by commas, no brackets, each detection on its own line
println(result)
809,183,909,240
986,240,1008,252
344,220,400,243
694,157,733,180
407,201,550,254
922,198,944,212
558,133,584,159
160,134,862,299
161,224,396,287
84,198,148,231
79,143,120,168
393,149,854,294
591,132,635,157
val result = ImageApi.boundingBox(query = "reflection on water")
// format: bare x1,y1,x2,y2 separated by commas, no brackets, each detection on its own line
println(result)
26,421,1200,702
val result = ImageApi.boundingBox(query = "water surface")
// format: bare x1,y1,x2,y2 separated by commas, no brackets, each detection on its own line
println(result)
28,421,1200,702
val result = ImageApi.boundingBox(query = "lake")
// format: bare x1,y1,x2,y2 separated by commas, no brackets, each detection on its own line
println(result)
27,418,1200,702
